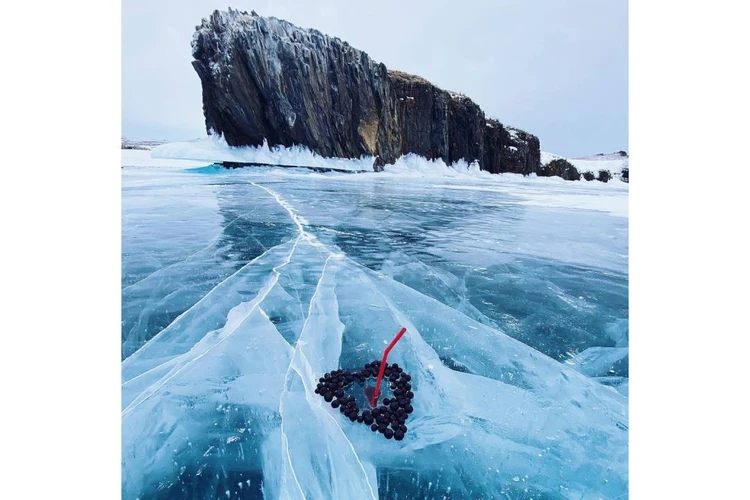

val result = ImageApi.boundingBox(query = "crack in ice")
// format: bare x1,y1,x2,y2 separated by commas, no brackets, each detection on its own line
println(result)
121,214,245,294
122,235,301,417
123,237,294,367
279,253,377,500
277,254,336,499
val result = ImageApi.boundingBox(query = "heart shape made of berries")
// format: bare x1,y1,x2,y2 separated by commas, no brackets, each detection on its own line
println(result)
315,360,414,441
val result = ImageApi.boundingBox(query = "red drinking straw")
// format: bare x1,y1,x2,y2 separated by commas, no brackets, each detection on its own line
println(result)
370,327,408,407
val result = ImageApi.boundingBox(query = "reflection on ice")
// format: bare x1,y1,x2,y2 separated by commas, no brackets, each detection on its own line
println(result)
122,164,628,498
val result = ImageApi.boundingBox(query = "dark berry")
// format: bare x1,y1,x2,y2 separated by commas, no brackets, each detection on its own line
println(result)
405,404,413,414
407,391,414,399
324,394,333,402
384,429,394,439
331,400,340,408
394,430,404,441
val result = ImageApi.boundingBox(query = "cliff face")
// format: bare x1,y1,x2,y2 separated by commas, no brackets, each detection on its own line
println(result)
192,9,540,174
191,10,401,163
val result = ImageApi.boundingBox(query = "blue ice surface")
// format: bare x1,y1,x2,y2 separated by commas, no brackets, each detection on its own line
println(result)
122,163,628,499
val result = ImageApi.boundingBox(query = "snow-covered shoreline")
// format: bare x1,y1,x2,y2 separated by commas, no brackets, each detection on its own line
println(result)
121,149,211,168
132,137,630,182
541,150,629,181
122,138,628,218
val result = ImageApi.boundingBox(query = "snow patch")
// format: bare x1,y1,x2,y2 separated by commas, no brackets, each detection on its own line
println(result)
151,136,375,172
541,150,629,182
121,150,212,168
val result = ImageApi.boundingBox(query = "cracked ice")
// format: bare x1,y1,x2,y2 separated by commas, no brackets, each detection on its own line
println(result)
122,161,628,499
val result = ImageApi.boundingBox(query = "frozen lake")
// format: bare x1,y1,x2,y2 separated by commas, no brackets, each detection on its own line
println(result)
122,153,628,499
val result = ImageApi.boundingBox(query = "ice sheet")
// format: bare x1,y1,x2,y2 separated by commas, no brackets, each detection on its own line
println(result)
122,155,628,498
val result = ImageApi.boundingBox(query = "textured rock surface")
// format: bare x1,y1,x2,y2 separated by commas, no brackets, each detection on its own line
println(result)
539,158,581,181
192,9,540,174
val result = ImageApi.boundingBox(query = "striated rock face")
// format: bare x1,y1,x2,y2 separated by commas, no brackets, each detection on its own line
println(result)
192,9,540,174
191,9,400,163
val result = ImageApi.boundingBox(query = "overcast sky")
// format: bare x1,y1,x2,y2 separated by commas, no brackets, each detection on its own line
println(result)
123,0,627,158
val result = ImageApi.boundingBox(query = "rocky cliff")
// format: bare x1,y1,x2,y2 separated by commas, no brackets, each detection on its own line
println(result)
192,9,540,174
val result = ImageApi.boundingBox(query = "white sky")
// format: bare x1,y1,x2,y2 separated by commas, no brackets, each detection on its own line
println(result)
122,0,627,158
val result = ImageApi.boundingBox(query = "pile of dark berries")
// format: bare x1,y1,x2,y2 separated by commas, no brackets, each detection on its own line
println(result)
314,361,414,441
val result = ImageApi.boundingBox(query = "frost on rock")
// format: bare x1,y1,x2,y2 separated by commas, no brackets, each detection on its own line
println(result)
191,10,542,174
122,164,628,498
